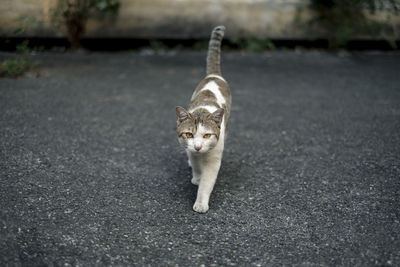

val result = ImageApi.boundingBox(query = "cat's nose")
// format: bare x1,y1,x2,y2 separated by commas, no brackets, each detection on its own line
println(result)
195,145,202,151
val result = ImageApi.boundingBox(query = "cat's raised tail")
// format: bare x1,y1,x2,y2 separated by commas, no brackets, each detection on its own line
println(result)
206,25,225,76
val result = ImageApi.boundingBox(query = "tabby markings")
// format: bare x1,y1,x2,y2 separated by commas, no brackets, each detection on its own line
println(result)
200,81,226,107
206,74,226,82
189,105,218,114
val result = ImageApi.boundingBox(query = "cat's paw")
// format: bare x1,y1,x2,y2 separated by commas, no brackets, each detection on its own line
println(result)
193,202,209,213
188,159,192,168
191,177,200,185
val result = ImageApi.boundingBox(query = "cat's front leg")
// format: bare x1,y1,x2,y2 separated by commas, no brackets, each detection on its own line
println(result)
188,152,201,185
186,151,192,168
191,176,201,186
193,154,222,213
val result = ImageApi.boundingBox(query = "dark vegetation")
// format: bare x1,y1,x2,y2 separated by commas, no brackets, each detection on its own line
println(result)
1,0,400,78
52,0,120,49
305,0,400,49
0,41,39,78
0,0,120,78
1,37,399,54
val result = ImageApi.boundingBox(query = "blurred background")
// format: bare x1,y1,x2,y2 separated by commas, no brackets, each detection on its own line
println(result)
1,0,400,51
1,0,400,77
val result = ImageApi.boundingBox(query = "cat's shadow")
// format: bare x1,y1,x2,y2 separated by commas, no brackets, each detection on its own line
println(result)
214,158,243,197
161,152,197,207
161,151,243,210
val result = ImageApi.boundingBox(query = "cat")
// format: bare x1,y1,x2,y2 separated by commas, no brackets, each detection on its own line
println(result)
176,25,231,213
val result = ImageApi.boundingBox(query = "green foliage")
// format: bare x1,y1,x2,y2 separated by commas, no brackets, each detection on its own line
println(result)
16,40,31,54
94,0,120,13
0,16,45,78
0,58,36,78
0,41,38,78
308,0,399,49
229,38,276,52
58,0,119,19
13,16,45,35
193,40,209,51
1,17,43,78
52,0,120,49
192,38,276,52
149,40,167,53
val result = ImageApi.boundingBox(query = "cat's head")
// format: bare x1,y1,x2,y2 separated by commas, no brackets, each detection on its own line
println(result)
176,106,224,153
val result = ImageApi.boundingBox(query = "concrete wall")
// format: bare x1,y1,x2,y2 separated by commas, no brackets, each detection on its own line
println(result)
1,0,399,39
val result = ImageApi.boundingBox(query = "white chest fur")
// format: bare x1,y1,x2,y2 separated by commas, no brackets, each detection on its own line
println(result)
187,115,225,213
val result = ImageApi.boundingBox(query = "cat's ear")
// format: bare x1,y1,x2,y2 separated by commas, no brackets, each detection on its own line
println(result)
209,108,224,127
176,106,191,123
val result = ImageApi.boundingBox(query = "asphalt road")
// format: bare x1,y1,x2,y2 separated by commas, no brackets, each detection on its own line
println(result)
1,50,399,266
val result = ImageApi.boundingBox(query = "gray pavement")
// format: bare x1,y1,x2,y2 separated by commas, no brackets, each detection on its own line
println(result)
1,51,399,266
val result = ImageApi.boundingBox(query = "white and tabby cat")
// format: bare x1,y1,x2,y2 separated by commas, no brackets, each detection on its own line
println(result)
176,26,231,213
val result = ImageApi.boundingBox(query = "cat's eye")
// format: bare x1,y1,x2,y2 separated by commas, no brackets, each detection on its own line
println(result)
185,133,193,138
203,134,212,139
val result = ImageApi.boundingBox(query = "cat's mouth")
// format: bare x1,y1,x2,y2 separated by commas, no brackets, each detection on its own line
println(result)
192,148,209,154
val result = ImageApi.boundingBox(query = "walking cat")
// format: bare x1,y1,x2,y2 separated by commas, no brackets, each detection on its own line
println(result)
176,26,231,213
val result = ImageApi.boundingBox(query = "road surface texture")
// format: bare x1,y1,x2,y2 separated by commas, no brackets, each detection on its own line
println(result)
1,51,399,266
